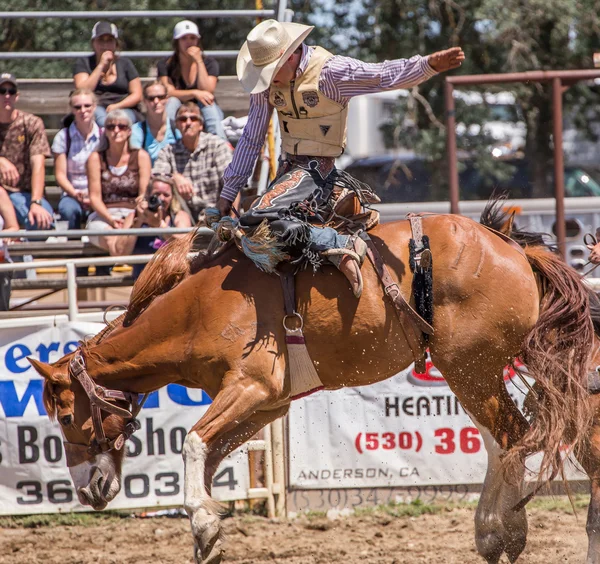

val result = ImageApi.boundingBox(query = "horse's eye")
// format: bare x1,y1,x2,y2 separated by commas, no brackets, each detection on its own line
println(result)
60,414,73,427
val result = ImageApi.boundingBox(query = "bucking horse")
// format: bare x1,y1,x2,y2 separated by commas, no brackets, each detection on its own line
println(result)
30,200,594,563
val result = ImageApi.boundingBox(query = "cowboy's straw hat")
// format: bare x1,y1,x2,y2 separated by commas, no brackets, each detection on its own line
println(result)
237,19,314,94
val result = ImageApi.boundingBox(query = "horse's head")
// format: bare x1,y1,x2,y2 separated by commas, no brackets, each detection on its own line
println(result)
29,352,142,510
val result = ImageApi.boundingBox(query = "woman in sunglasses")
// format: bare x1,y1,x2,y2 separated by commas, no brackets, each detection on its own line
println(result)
86,110,151,255
73,21,143,127
131,82,180,165
52,89,101,232
158,20,227,140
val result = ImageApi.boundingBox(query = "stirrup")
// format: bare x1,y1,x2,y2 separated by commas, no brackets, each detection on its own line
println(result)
322,236,367,298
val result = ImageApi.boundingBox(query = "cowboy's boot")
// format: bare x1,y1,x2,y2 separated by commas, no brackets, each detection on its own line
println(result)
322,235,367,298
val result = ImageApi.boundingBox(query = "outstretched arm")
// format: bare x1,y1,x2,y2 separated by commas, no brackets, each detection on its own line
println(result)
323,47,465,100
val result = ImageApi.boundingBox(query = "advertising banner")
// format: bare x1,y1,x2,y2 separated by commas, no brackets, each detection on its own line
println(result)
0,322,249,515
288,359,588,489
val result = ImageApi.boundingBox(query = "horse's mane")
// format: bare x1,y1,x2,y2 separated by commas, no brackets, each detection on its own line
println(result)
123,230,234,326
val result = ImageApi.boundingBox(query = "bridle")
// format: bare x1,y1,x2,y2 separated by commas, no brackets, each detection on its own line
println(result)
63,352,147,467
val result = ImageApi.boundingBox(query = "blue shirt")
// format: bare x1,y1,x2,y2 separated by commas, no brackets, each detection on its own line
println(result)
131,120,180,165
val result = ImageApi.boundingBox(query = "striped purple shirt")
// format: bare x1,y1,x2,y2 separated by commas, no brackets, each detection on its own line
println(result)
221,44,438,202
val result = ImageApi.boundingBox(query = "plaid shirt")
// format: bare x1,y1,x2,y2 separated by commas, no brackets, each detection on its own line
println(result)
153,132,233,207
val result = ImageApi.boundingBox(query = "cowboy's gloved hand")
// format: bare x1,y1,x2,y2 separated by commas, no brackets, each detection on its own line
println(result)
217,197,232,218
428,47,465,72
588,241,600,265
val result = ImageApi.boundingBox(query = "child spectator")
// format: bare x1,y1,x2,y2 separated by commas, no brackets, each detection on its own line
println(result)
131,81,180,165
73,22,143,127
52,89,101,230
114,174,192,278
86,110,151,255
158,20,227,139
0,73,53,230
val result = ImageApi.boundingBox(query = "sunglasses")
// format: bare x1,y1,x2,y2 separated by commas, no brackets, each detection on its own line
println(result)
105,123,130,131
145,94,167,102
72,103,93,110
0,87,17,96
177,115,201,123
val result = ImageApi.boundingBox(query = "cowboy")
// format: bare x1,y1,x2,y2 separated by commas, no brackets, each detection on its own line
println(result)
217,20,465,296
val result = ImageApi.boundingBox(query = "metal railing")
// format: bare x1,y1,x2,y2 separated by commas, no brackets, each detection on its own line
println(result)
0,227,206,239
0,4,292,61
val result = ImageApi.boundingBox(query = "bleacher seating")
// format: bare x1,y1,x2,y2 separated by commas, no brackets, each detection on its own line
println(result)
16,76,250,209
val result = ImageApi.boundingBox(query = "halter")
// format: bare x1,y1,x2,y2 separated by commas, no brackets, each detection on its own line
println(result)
63,353,147,467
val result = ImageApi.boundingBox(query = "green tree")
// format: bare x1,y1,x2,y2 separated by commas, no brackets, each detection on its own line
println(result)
292,0,600,199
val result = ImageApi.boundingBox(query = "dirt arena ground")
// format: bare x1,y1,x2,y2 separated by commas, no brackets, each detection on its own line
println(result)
0,497,591,564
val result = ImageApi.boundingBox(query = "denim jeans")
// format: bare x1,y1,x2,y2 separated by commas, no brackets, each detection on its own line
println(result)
165,97,227,140
58,195,85,230
309,226,349,252
9,192,54,230
95,106,139,127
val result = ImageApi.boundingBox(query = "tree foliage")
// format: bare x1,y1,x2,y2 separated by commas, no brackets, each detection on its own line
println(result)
293,0,600,196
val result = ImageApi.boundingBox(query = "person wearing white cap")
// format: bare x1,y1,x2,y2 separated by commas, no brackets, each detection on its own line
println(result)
73,21,143,127
216,19,464,297
157,20,227,140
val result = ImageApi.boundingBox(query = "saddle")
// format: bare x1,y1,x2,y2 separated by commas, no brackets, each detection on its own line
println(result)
322,185,381,234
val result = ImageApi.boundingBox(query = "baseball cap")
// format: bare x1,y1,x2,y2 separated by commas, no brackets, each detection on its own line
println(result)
173,20,201,40
0,73,17,88
91,21,119,40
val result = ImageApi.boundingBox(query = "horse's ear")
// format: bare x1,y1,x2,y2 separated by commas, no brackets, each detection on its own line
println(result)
28,357,56,381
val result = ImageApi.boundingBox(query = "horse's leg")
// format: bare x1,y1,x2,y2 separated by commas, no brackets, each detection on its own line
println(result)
467,409,528,564
435,354,530,564
575,394,600,564
183,370,287,564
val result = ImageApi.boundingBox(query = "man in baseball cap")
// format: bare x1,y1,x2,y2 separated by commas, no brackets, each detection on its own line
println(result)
219,19,465,296
0,72,53,230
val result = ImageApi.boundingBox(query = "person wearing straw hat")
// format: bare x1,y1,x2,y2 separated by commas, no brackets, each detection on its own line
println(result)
217,19,464,296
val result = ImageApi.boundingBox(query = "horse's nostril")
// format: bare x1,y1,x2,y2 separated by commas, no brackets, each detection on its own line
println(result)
60,414,73,426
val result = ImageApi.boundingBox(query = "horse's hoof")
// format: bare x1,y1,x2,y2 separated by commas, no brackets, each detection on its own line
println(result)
194,539,223,564
476,531,505,564
191,513,223,564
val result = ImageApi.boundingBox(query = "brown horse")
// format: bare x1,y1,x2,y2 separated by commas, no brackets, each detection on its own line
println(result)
30,212,593,564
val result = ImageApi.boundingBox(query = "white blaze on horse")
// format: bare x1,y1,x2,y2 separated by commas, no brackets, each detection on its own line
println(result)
30,204,594,564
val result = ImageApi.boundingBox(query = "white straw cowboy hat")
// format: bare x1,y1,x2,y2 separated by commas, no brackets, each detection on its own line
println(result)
237,19,314,94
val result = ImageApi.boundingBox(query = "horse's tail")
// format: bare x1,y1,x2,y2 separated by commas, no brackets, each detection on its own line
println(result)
124,230,198,325
506,244,594,479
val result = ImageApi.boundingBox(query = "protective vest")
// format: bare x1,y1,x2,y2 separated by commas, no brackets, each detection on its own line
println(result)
268,46,348,158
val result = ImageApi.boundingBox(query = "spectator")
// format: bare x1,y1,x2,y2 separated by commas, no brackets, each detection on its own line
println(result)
0,186,21,310
52,88,101,230
158,20,227,139
74,21,143,127
153,101,232,222
86,110,151,255
131,81,180,165
0,73,53,230
115,174,192,278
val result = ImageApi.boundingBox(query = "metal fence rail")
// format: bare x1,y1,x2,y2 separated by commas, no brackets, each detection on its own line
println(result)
0,9,275,19
0,50,239,60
